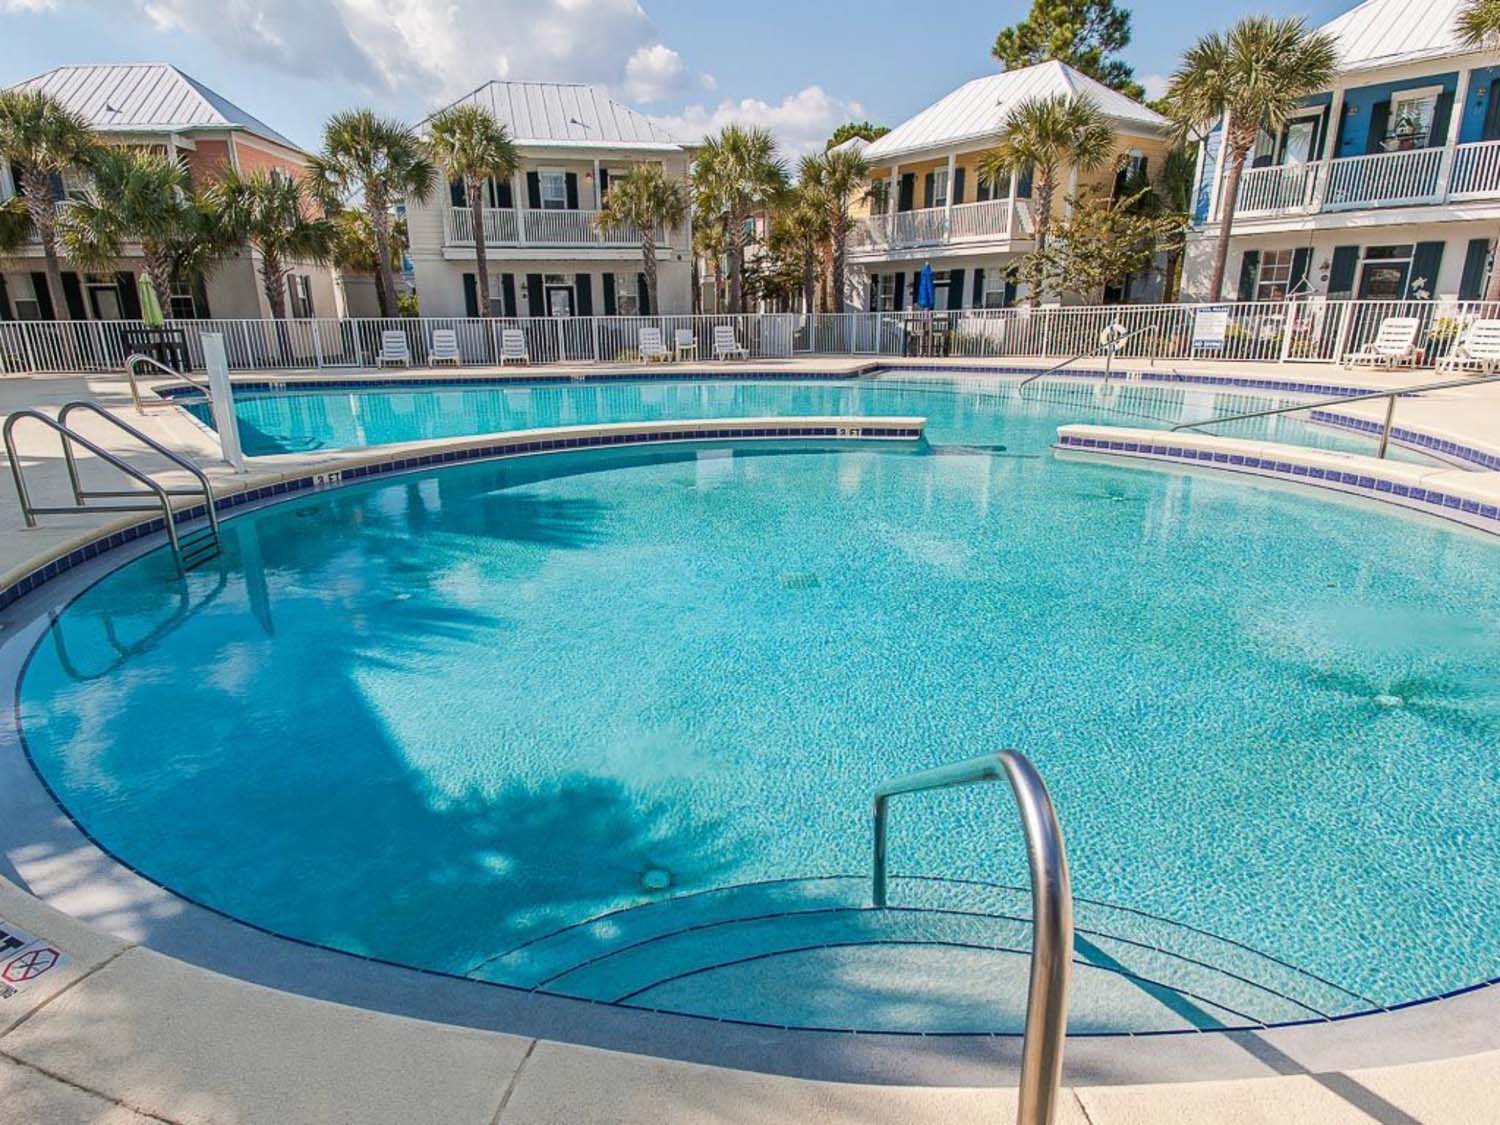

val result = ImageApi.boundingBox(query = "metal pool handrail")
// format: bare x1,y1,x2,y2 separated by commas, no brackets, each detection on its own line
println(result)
1170,370,1500,458
125,352,211,414
1017,323,1162,394
872,750,1072,1125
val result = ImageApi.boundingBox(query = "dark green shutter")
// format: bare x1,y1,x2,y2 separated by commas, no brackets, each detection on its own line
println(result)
526,273,544,317
976,174,991,203
1328,245,1360,297
637,273,650,315
462,273,479,317
1428,91,1455,148
61,272,85,319
575,273,593,316
116,271,142,319
1408,241,1445,298
501,273,518,317
0,275,11,320
972,268,985,306
30,272,54,319
1004,276,1017,307
1366,102,1390,154
952,169,966,205
599,168,610,200
497,179,513,208
923,173,935,208
898,174,915,212
450,179,465,207
602,272,617,315
1459,238,1491,300
1016,167,1033,198
1237,250,1261,302
565,173,579,210
947,269,965,310
1289,248,1311,295
526,173,542,210
892,271,905,310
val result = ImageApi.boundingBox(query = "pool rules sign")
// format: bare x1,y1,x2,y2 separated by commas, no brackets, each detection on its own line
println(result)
0,919,70,1001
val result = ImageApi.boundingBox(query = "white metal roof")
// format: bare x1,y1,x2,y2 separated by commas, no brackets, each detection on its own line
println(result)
428,81,681,150
1319,0,1472,73
12,64,302,152
864,61,1168,162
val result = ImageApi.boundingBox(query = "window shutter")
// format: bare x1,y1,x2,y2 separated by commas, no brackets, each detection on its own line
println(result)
637,273,651,315
1365,101,1390,155
526,173,542,210
526,273,545,317
30,272,55,319
1328,245,1360,297
599,168,610,200
947,269,965,310
565,172,579,210
952,169,966,205
462,273,478,317
497,179,514,208
972,268,985,306
47,172,64,201
500,274,517,317
898,174,915,212
602,272,617,315
1485,80,1500,142
0,275,11,320
892,271,905,310
923,173,934,208
61,272,86,320
575,273,593,316
1004,276,1017,307
976,174,992,203
1460,238,1491,300
116,271,142,319
450,180,465,207
1408,241,1444,297
1289,248,1311,295
1016,166,1033,198
1428,91,1455,148
1237,250,1261,302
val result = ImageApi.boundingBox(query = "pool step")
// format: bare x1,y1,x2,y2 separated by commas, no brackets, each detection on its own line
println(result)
468,877,1368,1034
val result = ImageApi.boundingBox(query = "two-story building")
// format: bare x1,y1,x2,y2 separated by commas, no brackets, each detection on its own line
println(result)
850,60,1172,311
0,64,348,321
1182,0,1500,304
407,81,693,320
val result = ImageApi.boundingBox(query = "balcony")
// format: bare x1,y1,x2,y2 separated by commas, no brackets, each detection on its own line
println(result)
849,198,1030,256
442,206,666,249
1231,140,1500,221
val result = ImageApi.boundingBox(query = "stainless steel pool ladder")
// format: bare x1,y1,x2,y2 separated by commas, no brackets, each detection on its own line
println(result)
872,751,1072,1125
1017,323,1163,394
4,401,222,572
125,353,211,414
1171,370,1500,459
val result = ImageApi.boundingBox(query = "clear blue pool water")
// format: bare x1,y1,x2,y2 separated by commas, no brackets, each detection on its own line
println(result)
20,379,1500,1034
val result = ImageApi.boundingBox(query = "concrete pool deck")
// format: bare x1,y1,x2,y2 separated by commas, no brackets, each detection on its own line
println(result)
4,357,1500,1121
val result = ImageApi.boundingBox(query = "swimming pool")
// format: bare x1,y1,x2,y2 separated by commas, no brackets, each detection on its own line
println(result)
17,378,1500,1035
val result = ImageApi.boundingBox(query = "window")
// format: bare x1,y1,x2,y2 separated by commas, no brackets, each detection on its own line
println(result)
1122,151,1148,182
869,179,890,216
1281,117,1318,165
981,268,1008,309
169,282,199,320
1358,244,1415,300
60,167,91,200
288,274,314,318
1255,249,1296,302
873,274,897,311
539,170,567,210
931,169,949,209
1388,86,1442,148
11,274,41,320
616,273,640,315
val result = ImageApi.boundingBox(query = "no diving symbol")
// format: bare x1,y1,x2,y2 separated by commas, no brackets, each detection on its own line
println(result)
3,947,59,983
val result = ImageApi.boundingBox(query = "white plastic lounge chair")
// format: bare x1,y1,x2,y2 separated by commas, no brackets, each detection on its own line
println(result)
639,327,671,363
1342,317,1420,369
1437,319,1500,375
500,329,529,366
674,328,699,362
713,325,749,361
375,330,411,368
429,328,461,366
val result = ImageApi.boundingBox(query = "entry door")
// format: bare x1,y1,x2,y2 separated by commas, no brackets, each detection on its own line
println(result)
546,286,573,318
1282,119,1317,165
90,287,121,320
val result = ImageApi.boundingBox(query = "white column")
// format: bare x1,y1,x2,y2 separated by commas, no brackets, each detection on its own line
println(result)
1437,70,1472,200
1310,92,1342,211
943,152,956,238
1006,165,1020,239
1208,112,1230,224
888,164,899,241
592,158,602,208
514,171,528,245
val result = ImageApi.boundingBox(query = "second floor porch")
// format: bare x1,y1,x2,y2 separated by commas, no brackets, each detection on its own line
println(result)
848,197,1035,257
441,205,668,251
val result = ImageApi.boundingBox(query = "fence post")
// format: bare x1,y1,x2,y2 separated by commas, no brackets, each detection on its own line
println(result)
1332,301,1355,365
591,316,601,364
312,320,325,369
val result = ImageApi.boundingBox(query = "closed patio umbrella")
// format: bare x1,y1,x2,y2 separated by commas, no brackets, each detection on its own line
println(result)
916,263,936,310
137,274,166,327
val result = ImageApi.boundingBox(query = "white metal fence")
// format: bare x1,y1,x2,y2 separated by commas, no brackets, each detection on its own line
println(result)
3,299,1498,375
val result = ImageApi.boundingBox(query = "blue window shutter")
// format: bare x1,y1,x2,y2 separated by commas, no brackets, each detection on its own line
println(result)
1289,248,1311,295
462,273,478,317
501,273,518,317
1428,91,1455,148
892,271,905,310
602,272,617,315
1237,250,1260,302
1328,246,1360,297
526,173,542,209
575,273,593,316
1460,238,1490,300
1365,102,1390,155
637,274,651,315
565,173,579,210
952,169,965,205
526,273,545,317
947,269,965,310
1408,241,1444,297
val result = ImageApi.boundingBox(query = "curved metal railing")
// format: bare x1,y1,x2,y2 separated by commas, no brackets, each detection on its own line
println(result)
872,750,1072,1125
124,352,211,414
1017,323,1162,394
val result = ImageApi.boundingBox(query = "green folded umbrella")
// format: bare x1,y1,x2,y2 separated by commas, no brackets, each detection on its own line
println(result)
137,274,166,327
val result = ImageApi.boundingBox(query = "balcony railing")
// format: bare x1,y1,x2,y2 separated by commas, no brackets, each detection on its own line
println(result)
850,198,1021,253
1233,140,1500,219
443,206,666,249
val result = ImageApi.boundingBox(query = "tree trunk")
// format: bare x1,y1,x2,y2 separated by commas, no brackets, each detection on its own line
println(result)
141,244,176,320
831,210,848,313
1209,133,1254,302
728,215,745,314
469,175,491,317
367,183,398,318
1034,164,1057,253
642,235,659,318
260,245,288,319
21,168,71,321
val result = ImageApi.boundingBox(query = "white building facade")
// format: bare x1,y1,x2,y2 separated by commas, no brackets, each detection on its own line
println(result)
407,82,693,320
1182,0,1500,305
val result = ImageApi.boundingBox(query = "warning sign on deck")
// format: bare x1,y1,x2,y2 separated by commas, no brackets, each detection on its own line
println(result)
0,919,70,1001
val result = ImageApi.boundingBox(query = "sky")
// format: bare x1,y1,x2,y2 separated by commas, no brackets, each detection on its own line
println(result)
3,0,1355,156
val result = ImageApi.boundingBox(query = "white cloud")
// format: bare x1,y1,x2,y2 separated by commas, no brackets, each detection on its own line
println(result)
623,43,686,103
699,73,717,91
1141,74,1170,102
652,86,866,156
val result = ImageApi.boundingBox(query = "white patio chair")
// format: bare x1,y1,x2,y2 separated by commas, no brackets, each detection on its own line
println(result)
499,328,529,366
674,328,699,362
638,327,671,363
375,330,411,368
1437,319,1500,375
429,328,462,366
713,325,749,361
1342,317,1420,369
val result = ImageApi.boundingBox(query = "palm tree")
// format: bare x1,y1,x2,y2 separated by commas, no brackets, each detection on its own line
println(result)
692,215,729,312
693,125,787,313
58,147,221,307
978,93,1114,256
597,164,688,315
1167,17,1338,300
0,196,28,255
210,169,336,318
309,110,435,317
1458,1,1500,300
0,90,98,320
770,182,830,315
329,207,408,313
800,146,870,312
426,104,519,317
